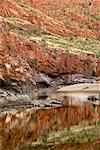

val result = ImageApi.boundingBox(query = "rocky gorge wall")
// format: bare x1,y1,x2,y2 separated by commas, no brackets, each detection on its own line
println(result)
0,17,99,89
96,59,100,77
0,0,100,89
0,1,100,150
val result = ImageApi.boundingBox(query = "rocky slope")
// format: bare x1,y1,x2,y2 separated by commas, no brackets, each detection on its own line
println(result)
0,1,100,150
0,0,100,90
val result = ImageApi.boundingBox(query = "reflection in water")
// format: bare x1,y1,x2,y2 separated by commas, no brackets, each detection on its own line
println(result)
52,92,100,106
0,90,100,150
47,141,100,150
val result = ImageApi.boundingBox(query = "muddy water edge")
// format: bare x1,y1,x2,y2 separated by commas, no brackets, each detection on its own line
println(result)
0,87,100,150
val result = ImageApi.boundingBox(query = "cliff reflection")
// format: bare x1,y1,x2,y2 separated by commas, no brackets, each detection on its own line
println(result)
0,92,100,150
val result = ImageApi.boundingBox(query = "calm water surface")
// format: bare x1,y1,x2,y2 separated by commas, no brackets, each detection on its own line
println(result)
20,90,100,150
0,88,100,150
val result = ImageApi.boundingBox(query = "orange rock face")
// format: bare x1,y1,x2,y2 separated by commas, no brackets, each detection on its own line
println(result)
40,0,100,39
0,17,34,83
0,0,100,86
0,18,94,81
96,59,100,77
0,1,100,150
0,17,99,85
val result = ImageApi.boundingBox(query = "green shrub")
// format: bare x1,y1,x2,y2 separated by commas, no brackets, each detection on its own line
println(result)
95,51,100,58
40,38,47,47
32,58,37,67
92,15,100,21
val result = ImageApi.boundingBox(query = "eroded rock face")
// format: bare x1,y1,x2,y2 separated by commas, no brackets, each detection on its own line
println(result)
40,0,100,39
0,1,100,150
0,17,98,86
0,17,33,83
20,0,41,9
0,17,52,89
0,0,100,90
96,59,100,77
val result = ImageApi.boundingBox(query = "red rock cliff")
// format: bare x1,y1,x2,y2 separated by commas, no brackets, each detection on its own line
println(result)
0,0,100,86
